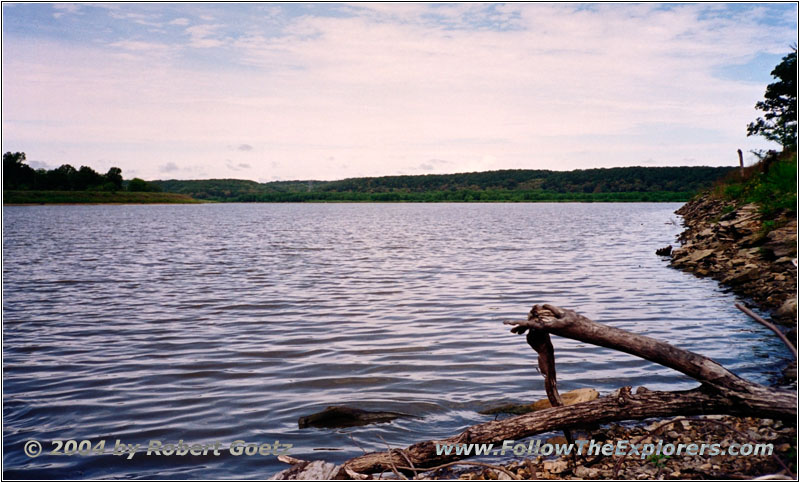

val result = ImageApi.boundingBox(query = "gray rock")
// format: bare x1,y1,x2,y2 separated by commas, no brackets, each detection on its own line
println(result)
272,460,340,480
687,248,716,263
298,406,414,429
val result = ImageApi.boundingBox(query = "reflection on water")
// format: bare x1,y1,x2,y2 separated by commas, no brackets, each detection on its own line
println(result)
2,203,788,478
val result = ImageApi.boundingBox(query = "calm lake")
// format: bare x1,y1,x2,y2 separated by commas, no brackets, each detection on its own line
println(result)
2,203,789,479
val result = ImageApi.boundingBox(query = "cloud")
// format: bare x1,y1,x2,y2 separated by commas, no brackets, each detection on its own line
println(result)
169,17,190,26
52,4,81,18
185,24,226,48
107,9,165,27
110,40,173,53
27,159,52,170
2,4,796,181
225,160,252,171
237,144,253,151
159,162,180,173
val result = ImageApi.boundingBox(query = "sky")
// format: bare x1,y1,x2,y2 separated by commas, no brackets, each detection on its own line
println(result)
2,3,797,182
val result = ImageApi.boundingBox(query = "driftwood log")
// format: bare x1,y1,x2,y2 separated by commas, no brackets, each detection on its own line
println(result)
279,304,796,479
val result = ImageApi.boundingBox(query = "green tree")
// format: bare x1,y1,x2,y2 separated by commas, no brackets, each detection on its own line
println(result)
74,165,103,190
50,164,78,190
3,151,34,189
128,178,149,192
128,177,161,192
747,48,797,149
105,167,123,191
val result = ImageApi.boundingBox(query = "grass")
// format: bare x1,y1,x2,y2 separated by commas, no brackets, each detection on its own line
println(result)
714,151,797,217
3,190,202,205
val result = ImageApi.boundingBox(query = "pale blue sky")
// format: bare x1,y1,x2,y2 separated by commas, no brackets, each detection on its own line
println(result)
2,3,797,181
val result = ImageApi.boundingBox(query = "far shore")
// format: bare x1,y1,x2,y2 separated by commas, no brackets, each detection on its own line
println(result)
3,190,203,205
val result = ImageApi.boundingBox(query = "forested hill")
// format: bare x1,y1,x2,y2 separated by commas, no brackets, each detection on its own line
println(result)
151,166,735,202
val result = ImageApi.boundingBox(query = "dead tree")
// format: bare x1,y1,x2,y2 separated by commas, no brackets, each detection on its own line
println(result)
279,305,796,479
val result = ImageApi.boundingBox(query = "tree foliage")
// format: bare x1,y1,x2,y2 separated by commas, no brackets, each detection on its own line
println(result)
127,177,162,192
150,166,734,202
2,152,125,192
3,152,34,189
747,49,797,149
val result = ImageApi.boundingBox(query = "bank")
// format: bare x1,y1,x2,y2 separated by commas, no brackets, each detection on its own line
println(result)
663,151,797,337
3,190,202,204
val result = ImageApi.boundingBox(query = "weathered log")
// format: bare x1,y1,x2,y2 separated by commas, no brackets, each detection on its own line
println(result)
271,305,796,479
335,305,795,478
525,328,574,458
508,305,794,417
342,387,736,475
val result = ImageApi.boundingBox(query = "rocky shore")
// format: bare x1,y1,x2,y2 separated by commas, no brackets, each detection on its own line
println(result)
663,196,796,327
448,415,795,480
457,194,798,481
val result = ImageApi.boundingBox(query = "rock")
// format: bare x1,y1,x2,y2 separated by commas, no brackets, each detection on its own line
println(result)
543,459,569,475
687,248,716,263
655,245,672,256
480,388,599,415
574,466,600,478
776,298,797,319
762,222,798,259
272,460,341,480
720,269,755,285
546,435,568,446
298,406,414,429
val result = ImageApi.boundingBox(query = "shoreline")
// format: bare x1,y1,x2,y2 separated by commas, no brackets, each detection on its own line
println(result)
667,195,796,328
4,199,686,205
2,190,203,205
439,192,798,481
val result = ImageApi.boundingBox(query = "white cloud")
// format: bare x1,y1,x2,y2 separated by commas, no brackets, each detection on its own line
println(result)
2,4,796,180
52,3,81,19
107,9,164,27
169,17,190,26
159,162,179,173
110,40,173,53
185,24,226,48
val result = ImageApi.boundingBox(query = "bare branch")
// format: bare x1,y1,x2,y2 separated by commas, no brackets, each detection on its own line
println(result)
735,303,797,358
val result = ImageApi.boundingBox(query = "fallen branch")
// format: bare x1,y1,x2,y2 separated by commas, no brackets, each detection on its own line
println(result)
735,303,797,358
525,328,575,461
336,305,794,477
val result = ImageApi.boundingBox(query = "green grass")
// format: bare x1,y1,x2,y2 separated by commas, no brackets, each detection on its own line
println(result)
3,190,202,205
715,152,797,216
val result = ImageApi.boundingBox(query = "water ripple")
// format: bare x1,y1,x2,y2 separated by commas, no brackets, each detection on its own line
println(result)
3,203,790,478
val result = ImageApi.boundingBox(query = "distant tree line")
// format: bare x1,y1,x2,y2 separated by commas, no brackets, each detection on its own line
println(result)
151,166,734,202
317,167,735,194
230,189,692,203
3,152,160,192
5,152,736,203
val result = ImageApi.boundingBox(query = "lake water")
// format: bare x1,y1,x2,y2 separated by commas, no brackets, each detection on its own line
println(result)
2,203,789,479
